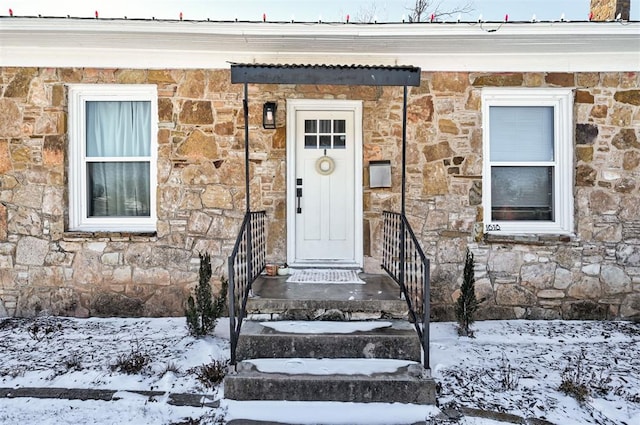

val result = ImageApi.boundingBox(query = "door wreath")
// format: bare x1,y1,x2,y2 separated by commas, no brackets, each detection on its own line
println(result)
315,155,335,175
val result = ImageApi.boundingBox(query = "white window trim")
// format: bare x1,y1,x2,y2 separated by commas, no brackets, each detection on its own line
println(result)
68,84,158,232
481,88,573,235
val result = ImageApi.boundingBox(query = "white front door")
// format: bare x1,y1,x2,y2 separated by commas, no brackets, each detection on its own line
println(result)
286,100,363,268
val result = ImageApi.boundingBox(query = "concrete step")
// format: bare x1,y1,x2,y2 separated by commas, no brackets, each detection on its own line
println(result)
246,274,409,320
236,320,421,362
224,358,437,404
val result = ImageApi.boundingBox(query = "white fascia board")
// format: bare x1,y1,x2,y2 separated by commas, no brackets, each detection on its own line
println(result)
2,47,637,73
1,19,638,72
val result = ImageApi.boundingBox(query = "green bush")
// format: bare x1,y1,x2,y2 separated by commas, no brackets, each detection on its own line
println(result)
456,248,479,337
185,252,227,337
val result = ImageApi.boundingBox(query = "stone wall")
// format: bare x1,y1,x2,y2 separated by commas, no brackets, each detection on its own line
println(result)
0,67,639,320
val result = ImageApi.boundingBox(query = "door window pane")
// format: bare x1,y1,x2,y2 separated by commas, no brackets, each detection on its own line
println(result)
304,120,317,133
333,119,346,133
319,119,331,133
305,135,317,149
489,106,554,162
491,166,553,221
319,135,331,148
333,135,346,149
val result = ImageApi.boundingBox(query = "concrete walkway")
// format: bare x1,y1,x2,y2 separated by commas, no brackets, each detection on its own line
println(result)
0,387,556,424
0,387,219,408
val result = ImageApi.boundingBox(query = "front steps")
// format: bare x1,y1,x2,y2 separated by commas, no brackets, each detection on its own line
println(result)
235,320,421,361
225,358,434,404
224,274,437,409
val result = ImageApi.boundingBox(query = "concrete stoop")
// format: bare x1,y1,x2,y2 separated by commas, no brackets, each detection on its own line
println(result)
225,319,436,405
224,359,436,404
235,320,421,362
245,298,409,321
225,275,436,408
245,275,410,321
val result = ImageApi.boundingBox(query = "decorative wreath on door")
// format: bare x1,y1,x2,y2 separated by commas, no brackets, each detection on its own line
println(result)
315,155,335,175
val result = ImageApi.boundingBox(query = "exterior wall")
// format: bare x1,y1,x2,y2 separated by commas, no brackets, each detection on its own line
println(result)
0,67,639,320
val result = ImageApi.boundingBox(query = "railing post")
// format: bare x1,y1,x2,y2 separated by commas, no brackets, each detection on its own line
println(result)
228,257,237,368
399,216,406,300
423,258,431,371
246,214,253,296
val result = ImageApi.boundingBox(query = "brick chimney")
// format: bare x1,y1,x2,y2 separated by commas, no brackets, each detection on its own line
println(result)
590,0,631,20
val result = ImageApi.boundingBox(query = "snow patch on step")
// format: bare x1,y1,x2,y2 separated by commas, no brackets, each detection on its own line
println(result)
223,400,439,424
245,358,418,375
260,320,392,334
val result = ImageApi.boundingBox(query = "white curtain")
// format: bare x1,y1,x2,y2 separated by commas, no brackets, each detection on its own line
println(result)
86,101,151,217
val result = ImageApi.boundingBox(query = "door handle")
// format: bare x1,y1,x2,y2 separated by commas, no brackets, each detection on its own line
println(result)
296,187,302,214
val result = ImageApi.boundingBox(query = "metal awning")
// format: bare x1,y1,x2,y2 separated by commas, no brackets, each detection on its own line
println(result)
232,62,419,220
230,63,421,87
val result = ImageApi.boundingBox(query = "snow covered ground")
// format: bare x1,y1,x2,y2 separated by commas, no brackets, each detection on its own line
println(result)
0,316,638,424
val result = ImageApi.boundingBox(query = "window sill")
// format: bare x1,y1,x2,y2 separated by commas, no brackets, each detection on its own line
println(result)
62,231,157,242
483,232,575,245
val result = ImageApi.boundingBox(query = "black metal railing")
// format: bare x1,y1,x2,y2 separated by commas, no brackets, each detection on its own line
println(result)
228,210,266,367
382,211,431,370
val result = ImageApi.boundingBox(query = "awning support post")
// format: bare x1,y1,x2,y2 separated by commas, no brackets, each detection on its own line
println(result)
243,82,250,213
401,85,407,216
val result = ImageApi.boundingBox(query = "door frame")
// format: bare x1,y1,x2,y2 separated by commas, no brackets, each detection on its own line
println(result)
286,99,363,268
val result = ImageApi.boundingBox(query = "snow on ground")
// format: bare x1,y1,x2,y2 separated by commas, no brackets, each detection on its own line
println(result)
0,316,638,424
431,320,640,425
0,393,223,425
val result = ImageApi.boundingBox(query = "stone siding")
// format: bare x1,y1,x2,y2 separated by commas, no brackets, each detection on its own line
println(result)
0,67,639,320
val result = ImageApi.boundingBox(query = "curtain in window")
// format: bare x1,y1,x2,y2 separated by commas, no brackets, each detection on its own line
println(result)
86,101,151,217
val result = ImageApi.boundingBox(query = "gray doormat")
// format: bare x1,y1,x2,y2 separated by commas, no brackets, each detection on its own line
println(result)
286,269,365,284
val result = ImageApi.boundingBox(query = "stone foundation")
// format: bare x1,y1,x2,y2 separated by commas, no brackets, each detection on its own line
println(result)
0,67,639,320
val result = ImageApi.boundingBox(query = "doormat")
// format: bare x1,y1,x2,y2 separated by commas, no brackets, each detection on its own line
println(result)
286,269,365,284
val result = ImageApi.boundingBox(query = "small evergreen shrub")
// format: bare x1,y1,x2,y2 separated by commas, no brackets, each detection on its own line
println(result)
456,248,479,337
185,252,228,337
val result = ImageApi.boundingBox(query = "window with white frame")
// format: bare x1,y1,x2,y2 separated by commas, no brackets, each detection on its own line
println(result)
68,84,158,232
482,88,573,235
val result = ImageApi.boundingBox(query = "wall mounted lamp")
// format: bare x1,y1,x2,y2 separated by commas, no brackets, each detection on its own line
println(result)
263,102,277,129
